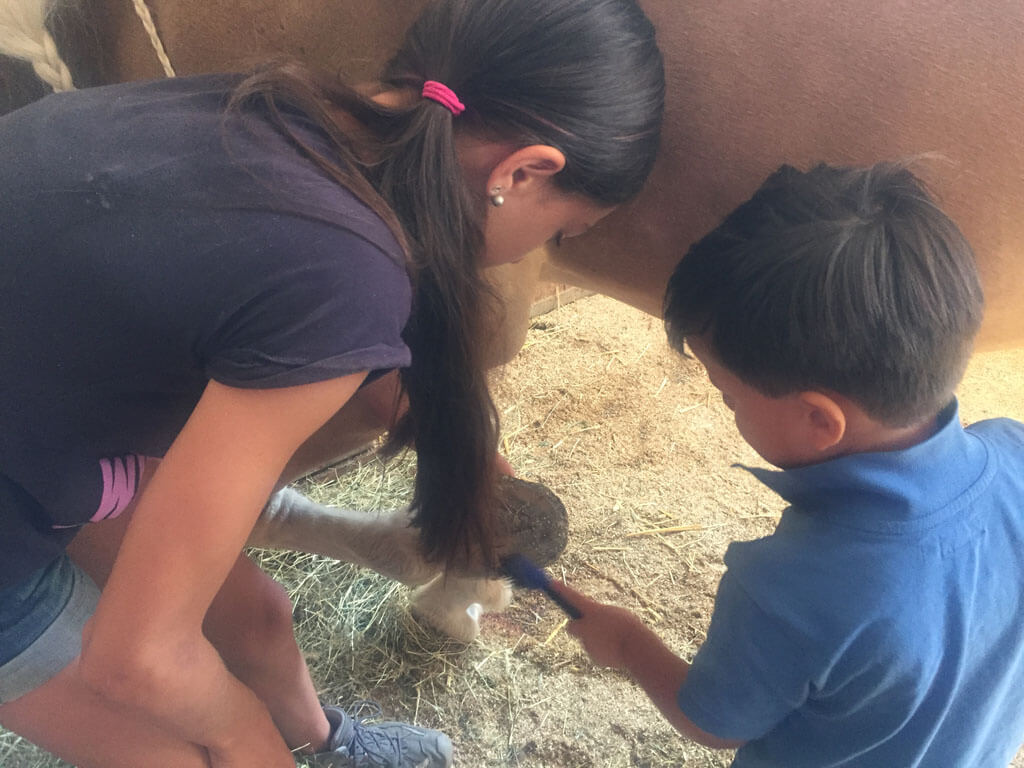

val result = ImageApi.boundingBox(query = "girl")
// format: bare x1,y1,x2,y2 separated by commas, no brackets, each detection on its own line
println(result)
0,0,664,765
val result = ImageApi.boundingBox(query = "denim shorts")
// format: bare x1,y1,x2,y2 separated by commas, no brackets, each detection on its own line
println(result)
0,555,99,705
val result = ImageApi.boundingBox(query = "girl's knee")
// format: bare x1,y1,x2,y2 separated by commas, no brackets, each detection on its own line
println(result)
205,565,300,672
236,579,296,659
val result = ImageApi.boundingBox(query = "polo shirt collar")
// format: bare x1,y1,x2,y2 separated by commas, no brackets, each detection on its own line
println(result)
741,400,992,534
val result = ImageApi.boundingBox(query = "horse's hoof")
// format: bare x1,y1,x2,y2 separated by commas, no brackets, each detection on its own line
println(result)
409,579,482,642
477,578,513,612
492,476,569,569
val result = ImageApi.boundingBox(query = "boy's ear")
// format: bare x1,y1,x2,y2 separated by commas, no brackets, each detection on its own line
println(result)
798,391,846,452
486,145,567,198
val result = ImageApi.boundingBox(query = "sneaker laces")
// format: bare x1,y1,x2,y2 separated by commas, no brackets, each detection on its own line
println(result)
343,700,403,762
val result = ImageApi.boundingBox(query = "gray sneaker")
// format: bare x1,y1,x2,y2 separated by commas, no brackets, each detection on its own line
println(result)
313,702,453,768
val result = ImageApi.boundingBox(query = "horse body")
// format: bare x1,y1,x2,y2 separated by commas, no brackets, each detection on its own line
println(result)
136,0,1024,348
6,0,1023,346
549,0,1024,351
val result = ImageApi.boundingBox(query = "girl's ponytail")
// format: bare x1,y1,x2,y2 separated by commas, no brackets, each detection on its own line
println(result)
232,0,664,570
372,93,500,569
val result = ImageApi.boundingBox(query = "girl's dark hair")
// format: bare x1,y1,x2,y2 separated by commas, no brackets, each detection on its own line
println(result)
231,0,664,567
665,162,984,427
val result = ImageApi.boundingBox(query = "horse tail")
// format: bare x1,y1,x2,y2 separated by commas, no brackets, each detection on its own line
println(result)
0,0,76,92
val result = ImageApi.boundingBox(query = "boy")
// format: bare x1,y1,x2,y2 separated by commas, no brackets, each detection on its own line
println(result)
555,162,1024,766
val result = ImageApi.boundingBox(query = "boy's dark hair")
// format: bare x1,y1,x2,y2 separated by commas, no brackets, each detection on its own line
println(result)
664,162,984,426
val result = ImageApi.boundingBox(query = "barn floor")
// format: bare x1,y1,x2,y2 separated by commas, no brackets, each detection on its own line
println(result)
1,294,1022,767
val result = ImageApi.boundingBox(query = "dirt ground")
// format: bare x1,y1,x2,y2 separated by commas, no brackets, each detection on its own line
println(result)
2,293,1022,767
300,294,1024,768
471,294,1024,768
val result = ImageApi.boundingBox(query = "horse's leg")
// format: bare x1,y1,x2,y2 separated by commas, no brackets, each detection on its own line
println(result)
247,488,441,587
409,574,513,643
249,491,513,642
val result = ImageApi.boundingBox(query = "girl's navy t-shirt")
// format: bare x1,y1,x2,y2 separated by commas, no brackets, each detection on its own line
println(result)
0,75,412,585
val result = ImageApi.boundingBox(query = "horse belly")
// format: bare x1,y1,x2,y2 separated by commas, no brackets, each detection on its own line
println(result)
6,0,1022,347
549,0,1024,349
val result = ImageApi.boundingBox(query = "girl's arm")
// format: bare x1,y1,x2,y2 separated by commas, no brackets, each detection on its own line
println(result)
552,582,744,751
79,374,366,766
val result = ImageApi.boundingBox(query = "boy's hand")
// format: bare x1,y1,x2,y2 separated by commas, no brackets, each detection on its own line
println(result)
549,581,646,669
551,581,744,750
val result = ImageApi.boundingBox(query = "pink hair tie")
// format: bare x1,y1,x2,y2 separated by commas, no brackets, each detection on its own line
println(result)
421,80,466,116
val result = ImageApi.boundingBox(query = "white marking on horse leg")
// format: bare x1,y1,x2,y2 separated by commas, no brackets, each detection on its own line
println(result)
408,574,513,642
247,488,440,587
409,575,482,642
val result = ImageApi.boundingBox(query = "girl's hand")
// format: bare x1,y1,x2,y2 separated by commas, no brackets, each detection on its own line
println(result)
549,581,646,670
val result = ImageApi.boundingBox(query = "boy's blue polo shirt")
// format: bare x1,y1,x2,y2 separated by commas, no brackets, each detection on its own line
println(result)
677,401,1024,767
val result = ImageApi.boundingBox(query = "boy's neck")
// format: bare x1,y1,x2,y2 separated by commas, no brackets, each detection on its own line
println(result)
828,404,944,461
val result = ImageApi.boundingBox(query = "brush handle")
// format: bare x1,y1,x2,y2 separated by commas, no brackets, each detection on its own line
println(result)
542,582,583,620
502,554,583,620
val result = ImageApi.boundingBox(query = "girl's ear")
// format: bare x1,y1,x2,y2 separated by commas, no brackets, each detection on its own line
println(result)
798,391,847,452
485,145,566,199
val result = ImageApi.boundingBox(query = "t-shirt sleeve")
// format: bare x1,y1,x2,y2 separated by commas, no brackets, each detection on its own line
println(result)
199,218,412,389
677,563,813,741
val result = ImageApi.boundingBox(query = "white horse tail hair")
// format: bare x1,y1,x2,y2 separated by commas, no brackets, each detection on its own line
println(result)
0,0,75,92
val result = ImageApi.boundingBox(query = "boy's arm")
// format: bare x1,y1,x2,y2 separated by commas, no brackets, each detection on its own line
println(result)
552,581,744,750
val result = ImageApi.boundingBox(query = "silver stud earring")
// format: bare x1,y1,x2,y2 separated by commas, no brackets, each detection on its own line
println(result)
489,186,505,207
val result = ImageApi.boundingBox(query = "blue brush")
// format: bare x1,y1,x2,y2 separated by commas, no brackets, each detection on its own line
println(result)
501,553,582,620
